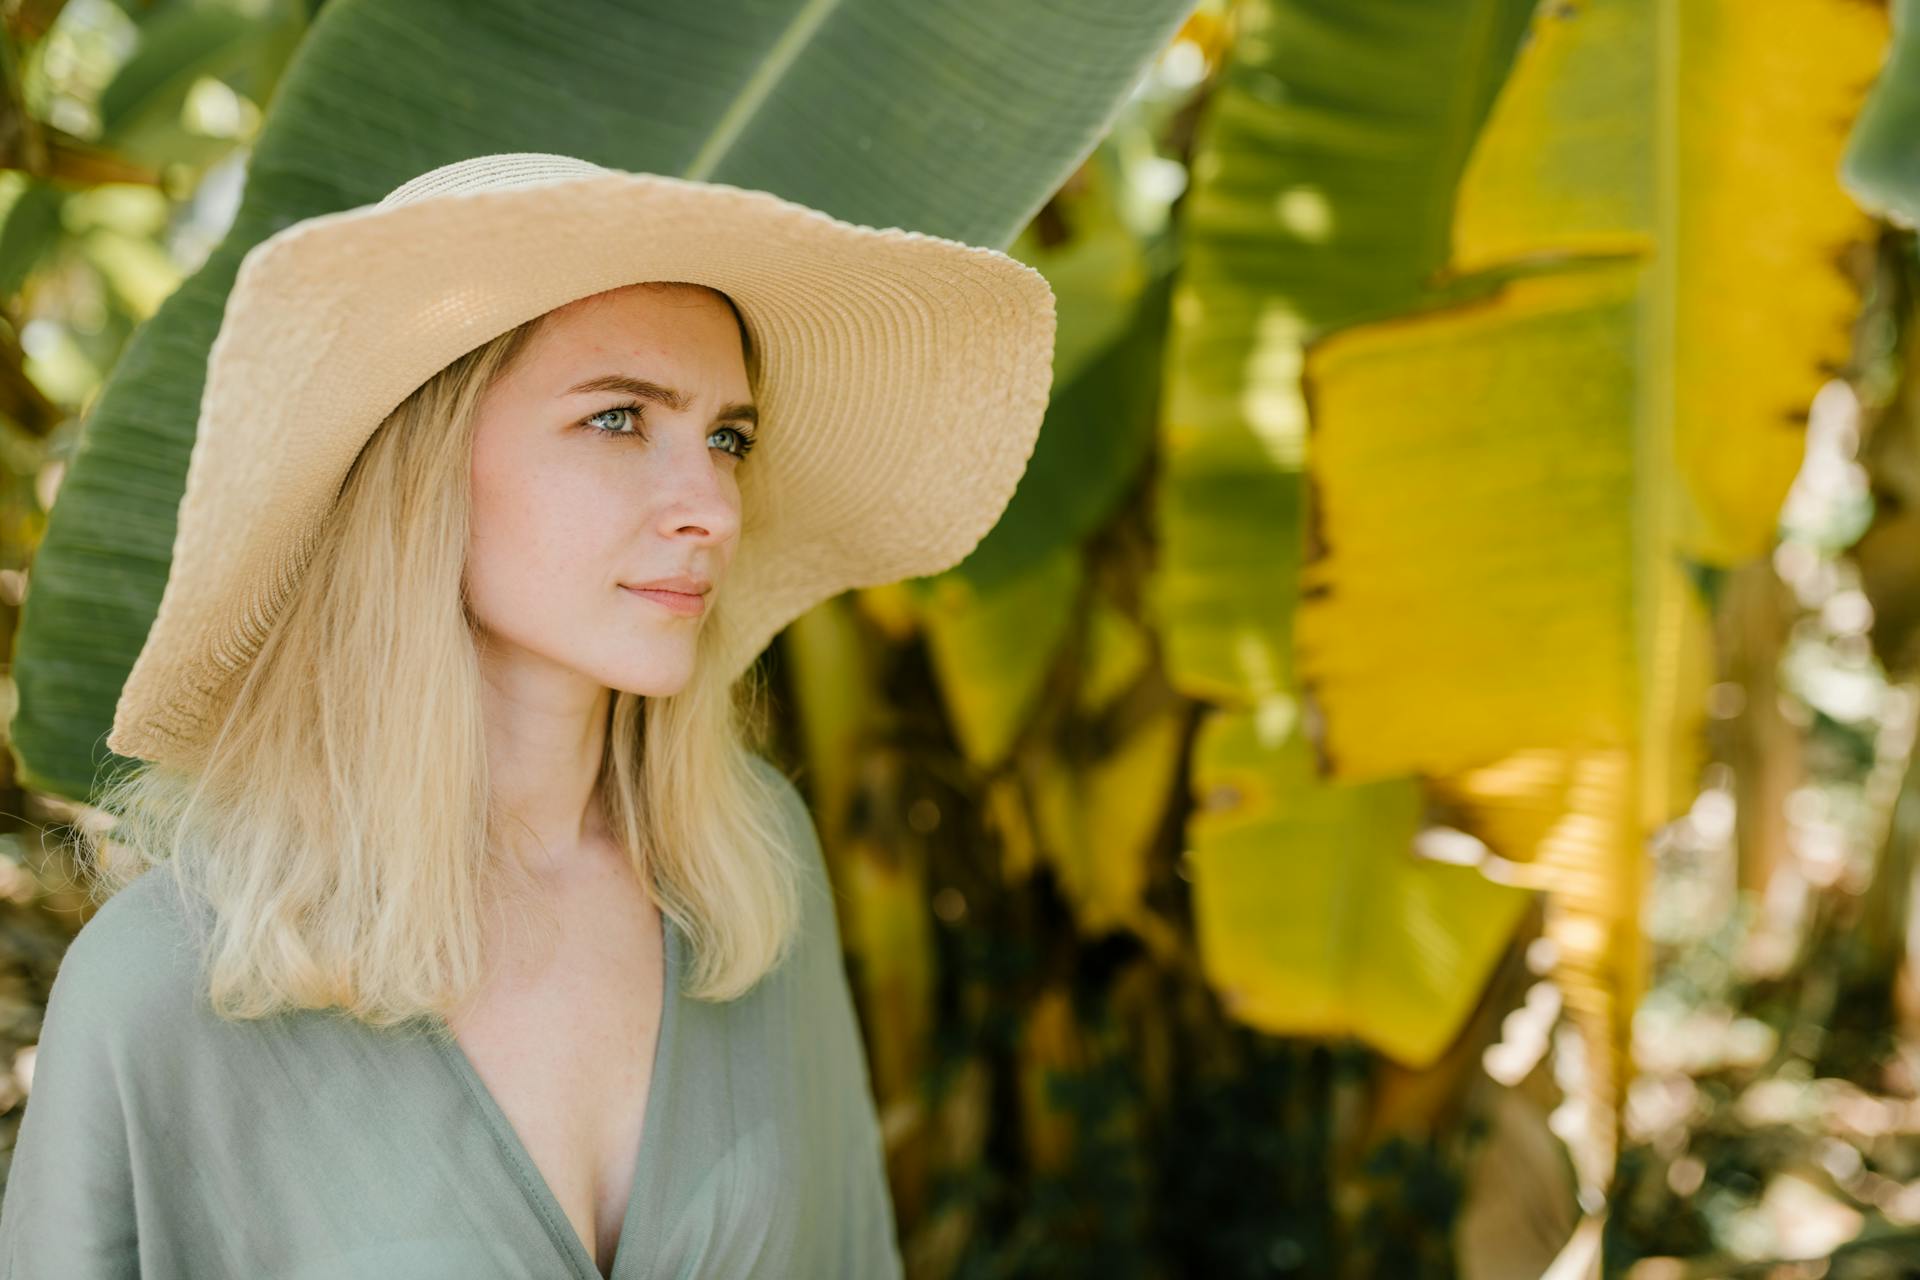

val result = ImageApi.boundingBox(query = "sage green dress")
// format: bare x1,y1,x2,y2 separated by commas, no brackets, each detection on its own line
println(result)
0,758,904,1279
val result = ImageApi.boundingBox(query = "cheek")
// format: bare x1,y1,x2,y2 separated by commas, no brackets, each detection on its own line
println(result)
466,447,626,622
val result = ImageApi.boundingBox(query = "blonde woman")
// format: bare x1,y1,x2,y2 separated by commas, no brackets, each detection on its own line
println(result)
0,154,1056,1279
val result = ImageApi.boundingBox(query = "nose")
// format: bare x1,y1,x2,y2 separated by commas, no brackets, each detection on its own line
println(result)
652,430,742,546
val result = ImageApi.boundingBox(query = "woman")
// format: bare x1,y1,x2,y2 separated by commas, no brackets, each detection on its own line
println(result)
0,153,1056,1279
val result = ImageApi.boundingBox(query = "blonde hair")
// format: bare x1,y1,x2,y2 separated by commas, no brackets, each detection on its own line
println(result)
73,282,806,1026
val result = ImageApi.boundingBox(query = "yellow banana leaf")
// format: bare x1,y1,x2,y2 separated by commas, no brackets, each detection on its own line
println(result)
1076,592,1154,717
1296,264,1643,779
921,546,1081,769
1452,0,1887,567
842,838,936,1115
1155,0,1543,1063
985,772,1042,887
1017,985,1086,1173
781,595,876,841
1187,700,1533,1068
1293,0,1886,1181
1024,704,1188,937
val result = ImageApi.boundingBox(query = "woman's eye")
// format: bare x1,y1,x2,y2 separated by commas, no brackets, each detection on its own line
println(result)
585,405,644,437
710,425,757,460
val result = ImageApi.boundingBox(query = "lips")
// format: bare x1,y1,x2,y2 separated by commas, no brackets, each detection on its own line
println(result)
620,584,708,616
625,574,710,596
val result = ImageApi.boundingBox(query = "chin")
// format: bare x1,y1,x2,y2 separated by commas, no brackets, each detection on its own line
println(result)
597,657,698,699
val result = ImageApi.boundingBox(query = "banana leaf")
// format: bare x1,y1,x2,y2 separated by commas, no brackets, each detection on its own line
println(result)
1292,0,1885,1180
14,0,1199,800
1155,0,1540,1066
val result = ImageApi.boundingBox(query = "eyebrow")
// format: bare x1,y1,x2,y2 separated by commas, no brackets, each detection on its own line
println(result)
565,374,759,426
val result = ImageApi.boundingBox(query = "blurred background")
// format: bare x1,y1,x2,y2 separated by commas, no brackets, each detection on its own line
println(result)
3,0,1917,1275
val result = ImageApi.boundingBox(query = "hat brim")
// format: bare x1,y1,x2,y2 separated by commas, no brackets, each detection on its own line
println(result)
106,168,1057,765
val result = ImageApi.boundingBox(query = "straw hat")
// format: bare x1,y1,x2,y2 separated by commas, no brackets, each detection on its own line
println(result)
105,152,1058,768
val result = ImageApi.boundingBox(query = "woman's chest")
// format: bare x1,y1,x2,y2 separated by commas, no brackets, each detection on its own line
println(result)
127,869,865,1279
442,862,670,1273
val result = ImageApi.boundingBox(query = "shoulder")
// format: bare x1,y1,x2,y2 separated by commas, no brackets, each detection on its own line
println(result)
744,752,815,849
741,752,845,942
0,874,210,1269
745,753,830,887
42,867,208,1046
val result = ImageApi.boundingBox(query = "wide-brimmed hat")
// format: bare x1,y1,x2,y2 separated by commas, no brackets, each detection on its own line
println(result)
104,152,1057,767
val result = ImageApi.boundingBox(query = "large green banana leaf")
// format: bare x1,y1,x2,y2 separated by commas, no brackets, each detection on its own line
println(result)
1153,0,1541,709
1842,0,1920,230
953,134,1177,595
1290,0,1885,1183
14,0,1198,800
1156,0,1540,1069
914,134,1177,773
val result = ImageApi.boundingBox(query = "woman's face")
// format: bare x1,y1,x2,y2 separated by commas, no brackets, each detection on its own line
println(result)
464,282,754,697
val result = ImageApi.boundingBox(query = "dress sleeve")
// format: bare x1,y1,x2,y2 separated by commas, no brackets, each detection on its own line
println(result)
819,988,906,1280
0,907,145,1279
757,756,907,1279
808,897,904,1278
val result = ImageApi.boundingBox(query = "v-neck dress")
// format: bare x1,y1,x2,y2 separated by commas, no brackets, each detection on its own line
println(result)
0,758,905,1279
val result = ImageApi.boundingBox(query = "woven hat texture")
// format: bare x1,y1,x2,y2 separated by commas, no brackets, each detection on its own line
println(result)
106,152,1058,766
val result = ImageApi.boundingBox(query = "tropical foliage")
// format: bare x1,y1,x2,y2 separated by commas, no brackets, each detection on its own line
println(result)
5,0,1920,1275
